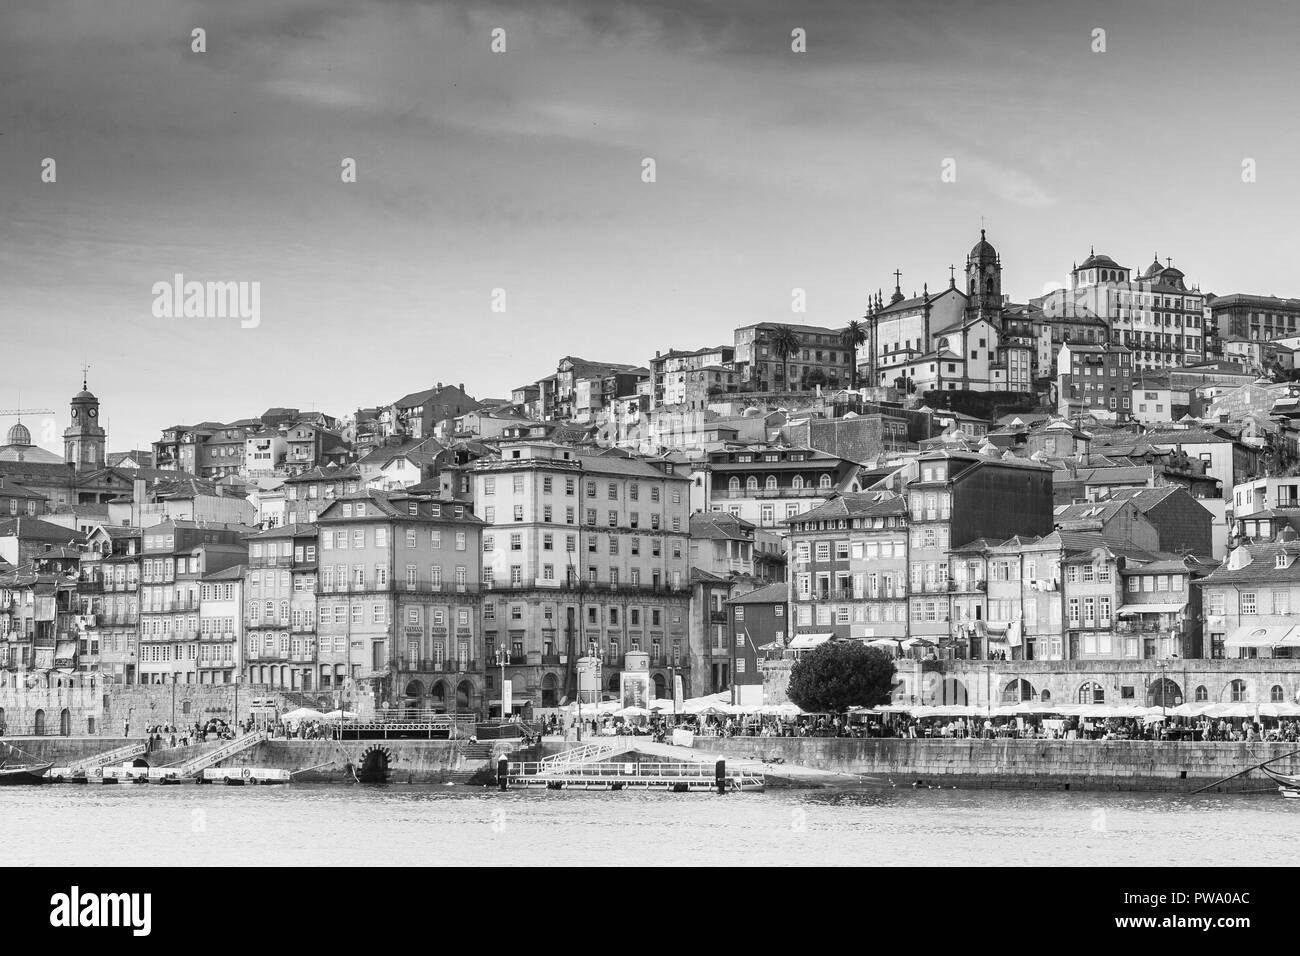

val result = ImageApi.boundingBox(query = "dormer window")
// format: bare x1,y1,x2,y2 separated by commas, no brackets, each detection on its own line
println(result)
1277,554,1289,569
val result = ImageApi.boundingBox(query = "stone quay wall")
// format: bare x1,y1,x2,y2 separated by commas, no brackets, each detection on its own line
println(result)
691,737,1300,792
0,677,308,737
218,739,509,783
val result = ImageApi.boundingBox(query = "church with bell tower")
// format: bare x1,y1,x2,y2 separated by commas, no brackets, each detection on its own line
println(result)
64,373,106,473
862,229,1033,394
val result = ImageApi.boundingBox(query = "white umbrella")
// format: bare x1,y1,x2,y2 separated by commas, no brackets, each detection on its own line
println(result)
323,710,358,721
615,706,650,718
281,707,327,722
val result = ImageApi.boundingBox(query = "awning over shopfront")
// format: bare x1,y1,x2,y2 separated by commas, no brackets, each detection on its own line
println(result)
1223,624,1300,649
788,633,832,651
1117,603,1187,616
53,640,78,664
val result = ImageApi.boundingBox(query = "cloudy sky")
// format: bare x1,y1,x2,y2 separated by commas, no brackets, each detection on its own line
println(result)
3,0,1298,452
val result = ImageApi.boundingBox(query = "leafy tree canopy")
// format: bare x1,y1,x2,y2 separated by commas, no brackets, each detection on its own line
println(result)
786,640,896,713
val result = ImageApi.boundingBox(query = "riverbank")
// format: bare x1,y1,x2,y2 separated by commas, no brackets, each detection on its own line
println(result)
12,735,1298,792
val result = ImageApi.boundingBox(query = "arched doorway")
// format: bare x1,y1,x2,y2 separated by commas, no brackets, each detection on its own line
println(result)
930,678,969,706
431,681,448,712
59,708,70,736
33,709,45,735
541,674,558,708
455,680,473,713
652,674,667,700
357,746,391,784
607,674,620,693
1001,679,1034,703
1148,678,1181,708
1077,682,1104,704
1224,679,1248,703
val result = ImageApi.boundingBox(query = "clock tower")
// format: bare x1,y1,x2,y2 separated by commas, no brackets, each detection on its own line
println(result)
64,373,106,472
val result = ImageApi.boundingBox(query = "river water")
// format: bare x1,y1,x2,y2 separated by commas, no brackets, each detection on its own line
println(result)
4,785,1298,866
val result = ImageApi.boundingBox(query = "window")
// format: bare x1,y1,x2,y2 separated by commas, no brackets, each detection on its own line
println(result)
1242,592,1257,614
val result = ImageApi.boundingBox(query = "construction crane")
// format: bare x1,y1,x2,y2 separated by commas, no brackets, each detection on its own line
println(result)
0,409,56,417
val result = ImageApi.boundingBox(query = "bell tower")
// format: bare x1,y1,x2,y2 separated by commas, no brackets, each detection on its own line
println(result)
965,229,1002,317
64,370,106,472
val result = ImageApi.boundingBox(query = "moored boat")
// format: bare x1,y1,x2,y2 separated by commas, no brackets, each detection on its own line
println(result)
0,760,53,785
1260,766,1300,797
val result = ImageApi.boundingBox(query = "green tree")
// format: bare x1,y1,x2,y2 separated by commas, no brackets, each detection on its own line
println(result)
786,641,896,713
769,326,802,392
842,319,867,389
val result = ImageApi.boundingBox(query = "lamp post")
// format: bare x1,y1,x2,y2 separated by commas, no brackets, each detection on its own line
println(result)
496,645,508,721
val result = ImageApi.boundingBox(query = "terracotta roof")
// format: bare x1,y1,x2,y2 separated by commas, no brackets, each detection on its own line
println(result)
726,582,789,605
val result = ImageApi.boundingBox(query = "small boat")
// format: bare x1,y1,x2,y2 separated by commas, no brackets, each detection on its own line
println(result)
1261,766,1300,797
0,759,54,785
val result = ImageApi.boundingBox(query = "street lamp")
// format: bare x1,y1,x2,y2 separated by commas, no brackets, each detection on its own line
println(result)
496,645,509,721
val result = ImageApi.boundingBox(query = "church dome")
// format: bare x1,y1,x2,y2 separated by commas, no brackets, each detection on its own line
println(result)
969,229,997,261
1078,251,1121,271
72,389,97,403
5,421,31,446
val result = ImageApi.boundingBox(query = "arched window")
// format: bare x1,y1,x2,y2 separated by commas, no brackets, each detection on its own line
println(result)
1148,678,1181,708
1077,682,1104,704
1271,684,1285,703
728,477,739,495
792,475,805,491
765,476,777,491
1001,679,1034,703
1040,690,1051,703
819,474,832,489
745,477,758,493
1195,685,1208,702
1227,679,1247,703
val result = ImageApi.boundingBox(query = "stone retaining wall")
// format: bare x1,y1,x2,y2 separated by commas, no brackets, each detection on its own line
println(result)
691,737,1300,792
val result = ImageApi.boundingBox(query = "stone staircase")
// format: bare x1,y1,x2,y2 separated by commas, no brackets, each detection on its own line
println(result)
460,742,492,761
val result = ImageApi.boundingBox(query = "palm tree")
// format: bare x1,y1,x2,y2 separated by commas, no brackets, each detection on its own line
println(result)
842,319,868,389
769,326,802,392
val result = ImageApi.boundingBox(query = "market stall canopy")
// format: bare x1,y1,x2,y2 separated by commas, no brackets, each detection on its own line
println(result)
323,710,358,720
1224,624,1300,649
1117,602,1187,616
788,633,832,651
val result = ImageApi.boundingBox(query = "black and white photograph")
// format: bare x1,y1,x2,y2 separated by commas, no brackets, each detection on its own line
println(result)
1,0,1296,921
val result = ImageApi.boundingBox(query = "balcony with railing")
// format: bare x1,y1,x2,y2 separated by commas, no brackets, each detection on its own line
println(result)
197,656,236,669
487,578,690,598
725,487,823,499
394,657,480,674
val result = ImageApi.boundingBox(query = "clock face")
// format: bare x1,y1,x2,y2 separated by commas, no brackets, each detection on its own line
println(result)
71,408,79,420
88,407,97,418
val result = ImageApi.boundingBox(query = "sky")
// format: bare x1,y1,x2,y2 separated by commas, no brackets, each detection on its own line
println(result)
3,0,1299,454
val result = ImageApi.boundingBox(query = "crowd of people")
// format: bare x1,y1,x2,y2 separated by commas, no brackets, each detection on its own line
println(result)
145,718,237,750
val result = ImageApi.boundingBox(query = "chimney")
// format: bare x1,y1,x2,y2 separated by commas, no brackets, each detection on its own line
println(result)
459,383,464,392
437,382,443,390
